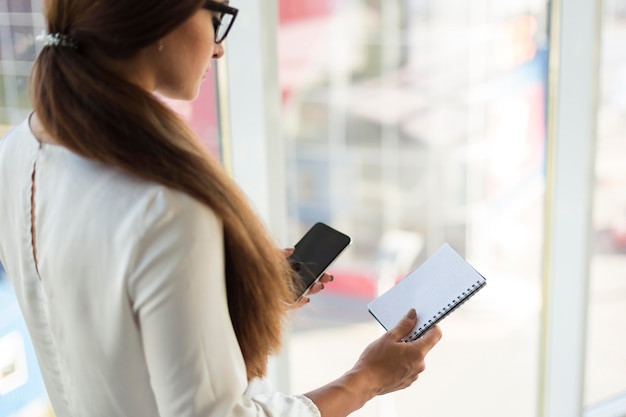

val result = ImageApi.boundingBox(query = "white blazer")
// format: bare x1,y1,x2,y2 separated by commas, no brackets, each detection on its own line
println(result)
0,119,319,417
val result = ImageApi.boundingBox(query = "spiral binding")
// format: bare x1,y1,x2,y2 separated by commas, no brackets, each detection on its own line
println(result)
402,279,485,342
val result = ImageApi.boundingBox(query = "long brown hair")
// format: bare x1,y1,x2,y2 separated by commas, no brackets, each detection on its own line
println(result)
31,0,296,379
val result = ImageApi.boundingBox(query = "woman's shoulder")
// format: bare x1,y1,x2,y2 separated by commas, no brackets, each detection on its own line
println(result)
134,181,217,230
36,144,221,242
0,118,35,156
95,170,219,238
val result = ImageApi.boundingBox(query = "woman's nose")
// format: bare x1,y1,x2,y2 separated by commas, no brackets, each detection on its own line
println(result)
213,43,225,59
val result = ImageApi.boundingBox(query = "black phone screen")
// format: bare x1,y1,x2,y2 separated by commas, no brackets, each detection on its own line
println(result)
288,222,351,298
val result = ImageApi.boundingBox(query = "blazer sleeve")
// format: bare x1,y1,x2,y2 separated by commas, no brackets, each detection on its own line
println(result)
127,188,320,417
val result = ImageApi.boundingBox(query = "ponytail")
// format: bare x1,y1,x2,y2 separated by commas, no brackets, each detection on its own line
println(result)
31,0,296,380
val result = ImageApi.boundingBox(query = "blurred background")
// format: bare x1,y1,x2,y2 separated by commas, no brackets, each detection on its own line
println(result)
1,0,625,416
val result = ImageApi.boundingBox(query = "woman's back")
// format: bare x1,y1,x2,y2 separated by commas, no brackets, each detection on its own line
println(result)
0,119,257,416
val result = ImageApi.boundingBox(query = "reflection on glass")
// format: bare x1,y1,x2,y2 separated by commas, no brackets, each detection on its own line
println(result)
0,72,6,124
0,266,51,416
16,76,30,108
279,1,547,416
7,0,32,13
585,0,626,406
0,25,9,60
0,1,40,126
11,25,37,62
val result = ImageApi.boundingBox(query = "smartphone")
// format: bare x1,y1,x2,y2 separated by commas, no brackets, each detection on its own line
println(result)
288,222,352,300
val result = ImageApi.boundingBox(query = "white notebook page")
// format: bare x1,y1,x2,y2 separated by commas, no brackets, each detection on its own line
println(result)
368,243,486,341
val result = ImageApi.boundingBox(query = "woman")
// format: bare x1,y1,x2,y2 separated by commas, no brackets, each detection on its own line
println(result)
0,1,442,416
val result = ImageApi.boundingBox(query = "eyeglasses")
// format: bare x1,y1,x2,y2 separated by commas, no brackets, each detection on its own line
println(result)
202,1,238,44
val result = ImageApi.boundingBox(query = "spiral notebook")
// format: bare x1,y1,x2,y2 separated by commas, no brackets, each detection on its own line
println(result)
368,243,486,341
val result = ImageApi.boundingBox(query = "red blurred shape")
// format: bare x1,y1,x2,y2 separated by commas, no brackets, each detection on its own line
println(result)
323,268,377,299
279,0,336,24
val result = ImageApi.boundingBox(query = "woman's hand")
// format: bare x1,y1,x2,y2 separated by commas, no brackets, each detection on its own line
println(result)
351,308,442,395
283,248,334,309
304,309,442,417
291,271,334,308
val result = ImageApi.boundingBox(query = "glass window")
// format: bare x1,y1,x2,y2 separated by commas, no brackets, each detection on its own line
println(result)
15,76,30,108
0,0,40,126
0,25,10,60
278,1,548,415
7,0,31,13
10,25,37,62
585,0,626,406
0,72,7,123
0,262,52,417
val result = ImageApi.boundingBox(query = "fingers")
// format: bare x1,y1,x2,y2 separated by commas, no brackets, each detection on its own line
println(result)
286,269,334,309
352,312,442,396
306,281,324,295
289,295,310,309
288,274,332,310
417,325,442,351
302,273,333,296
318,272,334,284
387,309,418,342
386,309,442,348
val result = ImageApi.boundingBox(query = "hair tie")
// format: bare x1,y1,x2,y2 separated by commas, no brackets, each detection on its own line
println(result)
36,31,78,49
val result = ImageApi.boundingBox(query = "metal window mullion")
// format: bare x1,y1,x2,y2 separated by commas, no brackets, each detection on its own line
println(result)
222,0,291,392
223,0,286,238
539,0,601,416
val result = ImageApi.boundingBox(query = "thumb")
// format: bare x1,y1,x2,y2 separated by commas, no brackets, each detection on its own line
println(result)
387,308,418,341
